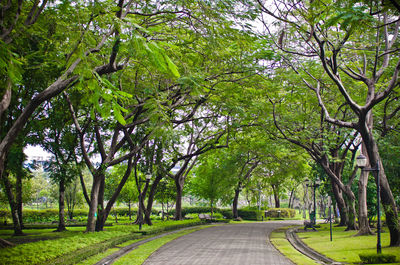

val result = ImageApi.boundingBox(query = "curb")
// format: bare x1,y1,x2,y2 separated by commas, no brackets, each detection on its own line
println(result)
286,227,343,265
94,226,207,265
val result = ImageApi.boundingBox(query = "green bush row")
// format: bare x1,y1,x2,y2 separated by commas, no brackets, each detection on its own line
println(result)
359,253,396,264
0,208,162,223
0,207,296,223
169,207,296,220
0,209,89,223
265,208,296,218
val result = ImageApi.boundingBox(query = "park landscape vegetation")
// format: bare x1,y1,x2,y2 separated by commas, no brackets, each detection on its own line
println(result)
0,0,399,264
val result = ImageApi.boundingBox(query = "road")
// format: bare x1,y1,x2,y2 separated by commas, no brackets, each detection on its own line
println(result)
143,221,302,265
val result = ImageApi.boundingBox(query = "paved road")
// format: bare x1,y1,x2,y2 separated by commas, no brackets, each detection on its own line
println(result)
143,221,302,265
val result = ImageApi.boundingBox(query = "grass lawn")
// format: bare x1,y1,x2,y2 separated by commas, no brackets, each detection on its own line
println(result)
0,219,205,265
112,226,209,265
298,223,400,265
270,226,320,265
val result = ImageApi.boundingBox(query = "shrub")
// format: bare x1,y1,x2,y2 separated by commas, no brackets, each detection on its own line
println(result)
169,207,233,219
219,209,233,219
265,208,295,218
359,253,396,264
237,209,263,220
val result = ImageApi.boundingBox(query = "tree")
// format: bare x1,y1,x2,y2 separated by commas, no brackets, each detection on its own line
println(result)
65,176,84,220
0,0,133,235
190,152,236,218
38,98,80,232
154,178,176,220
257,0,400,244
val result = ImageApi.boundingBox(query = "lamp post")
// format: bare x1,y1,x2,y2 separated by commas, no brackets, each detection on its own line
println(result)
356,154,381,254
306,178,320,225
139,174,152,231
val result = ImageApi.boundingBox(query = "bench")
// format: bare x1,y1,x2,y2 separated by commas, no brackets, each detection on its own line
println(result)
198,214,214,222
304,220,317,231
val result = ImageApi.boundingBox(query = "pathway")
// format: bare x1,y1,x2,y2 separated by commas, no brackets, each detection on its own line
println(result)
142,221,302,265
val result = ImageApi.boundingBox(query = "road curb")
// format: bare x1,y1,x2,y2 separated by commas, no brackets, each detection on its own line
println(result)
94,225,207,265
286,227,344,265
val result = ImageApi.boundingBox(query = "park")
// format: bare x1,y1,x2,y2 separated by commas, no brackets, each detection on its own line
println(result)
0,0,400,264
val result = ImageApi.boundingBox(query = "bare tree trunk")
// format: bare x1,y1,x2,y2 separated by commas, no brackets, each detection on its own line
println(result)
95,176,105,231
96,158,134,231
272,184,280,208
16,173,23,229
360,126,400,245
1,172,23,235
356,169,373,235
56,178,67,232
86,174,101,232
288,188,295,208
0,238,14,248
145,173,163,226
128,201,131,220
232,183,241,219
174,179,184,220
302,183,309,219
344,194,358,231
331,182,348,226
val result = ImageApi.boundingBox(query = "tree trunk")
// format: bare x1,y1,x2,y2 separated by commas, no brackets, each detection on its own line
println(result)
272,184,280,208
360,126,400,246
16,173,23,229
2,172,23,235
78,168,91,206
331,182,348,226
232,184,241,219
145,173,163,226
288,188,295,208
56,178,67,232
377,159,400,246
128,201,131,220
174,178,184,220
134,200,144,225
302,183,309,219
86,174,102,232
344,194,358,231
96,159,134,231
210,199,214,219
356,169,373,236
95,176,105,231
0,238,14,248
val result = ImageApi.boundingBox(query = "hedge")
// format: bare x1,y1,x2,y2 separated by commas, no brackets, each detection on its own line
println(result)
265,208,295,218
0,208,162,224
0,207,296,224
359,253,396,264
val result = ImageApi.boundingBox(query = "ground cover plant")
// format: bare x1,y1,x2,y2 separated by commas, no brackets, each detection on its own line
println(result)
0,219,204,264
298,224,400,264
269,226,320,265
112,226,210,265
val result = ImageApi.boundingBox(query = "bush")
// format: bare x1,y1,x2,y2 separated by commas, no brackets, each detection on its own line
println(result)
359,253,396,264
169,207,233,219
219,209,233,219
237,209,263,220
265,208,295,218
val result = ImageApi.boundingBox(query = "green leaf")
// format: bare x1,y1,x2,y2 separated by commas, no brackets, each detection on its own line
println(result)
112,102,126,125
164,54,180,78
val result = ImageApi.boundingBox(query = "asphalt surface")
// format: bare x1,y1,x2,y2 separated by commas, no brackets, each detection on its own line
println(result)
142,221,302,265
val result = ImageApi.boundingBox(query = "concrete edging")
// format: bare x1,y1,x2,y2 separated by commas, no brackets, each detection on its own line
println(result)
285,227,343,265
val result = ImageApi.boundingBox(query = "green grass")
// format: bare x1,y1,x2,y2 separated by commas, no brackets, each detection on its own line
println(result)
112,226,209,265
269,227,320,265
298,224,400,265
270,224,400,265
76,247,121,265
0,219,205,265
